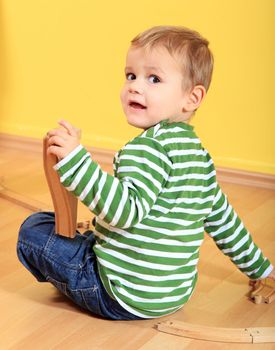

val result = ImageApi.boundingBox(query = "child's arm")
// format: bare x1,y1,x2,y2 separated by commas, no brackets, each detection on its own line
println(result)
204,184,273,280
47,121,172,229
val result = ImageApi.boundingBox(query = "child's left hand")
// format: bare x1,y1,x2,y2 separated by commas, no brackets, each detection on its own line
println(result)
267,267,275,281
47,120,81,160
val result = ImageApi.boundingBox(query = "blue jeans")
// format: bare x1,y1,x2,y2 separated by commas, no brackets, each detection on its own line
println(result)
17,212,143,320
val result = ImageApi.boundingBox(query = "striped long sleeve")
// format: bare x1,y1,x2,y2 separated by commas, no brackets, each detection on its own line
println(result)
204,184,273,280
54,137,171,228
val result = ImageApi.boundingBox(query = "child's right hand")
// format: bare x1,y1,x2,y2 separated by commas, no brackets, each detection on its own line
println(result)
47,120,81,160
58,119,81,139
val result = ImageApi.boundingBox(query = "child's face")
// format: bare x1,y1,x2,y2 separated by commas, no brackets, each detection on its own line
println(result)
120,45,191,129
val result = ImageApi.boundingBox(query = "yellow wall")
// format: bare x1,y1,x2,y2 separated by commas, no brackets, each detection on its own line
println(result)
1,0,275,174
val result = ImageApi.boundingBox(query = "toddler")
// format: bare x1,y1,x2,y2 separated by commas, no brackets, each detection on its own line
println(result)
17,26,274,320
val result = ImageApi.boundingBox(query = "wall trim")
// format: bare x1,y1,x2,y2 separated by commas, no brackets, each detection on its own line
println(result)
215,167,275,190
0,132,115,164
1,132,275,190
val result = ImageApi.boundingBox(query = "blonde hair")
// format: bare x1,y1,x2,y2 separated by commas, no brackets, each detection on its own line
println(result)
131,25,214,92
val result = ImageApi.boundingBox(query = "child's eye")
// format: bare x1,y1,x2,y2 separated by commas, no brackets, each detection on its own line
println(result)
126,73,136,80
148,75,161,84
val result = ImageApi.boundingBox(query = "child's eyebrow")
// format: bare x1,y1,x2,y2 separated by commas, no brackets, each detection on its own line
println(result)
124,66,165,74
124,66,133,72
145,66,165,74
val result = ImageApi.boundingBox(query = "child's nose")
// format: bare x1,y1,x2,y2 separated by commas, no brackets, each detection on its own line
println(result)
128,80,143,94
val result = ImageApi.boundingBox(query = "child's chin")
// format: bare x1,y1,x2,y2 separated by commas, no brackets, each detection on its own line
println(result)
127,121,145,129
126,117,146,129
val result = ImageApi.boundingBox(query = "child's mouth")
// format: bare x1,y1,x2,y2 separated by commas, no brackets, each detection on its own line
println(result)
129,102,146,109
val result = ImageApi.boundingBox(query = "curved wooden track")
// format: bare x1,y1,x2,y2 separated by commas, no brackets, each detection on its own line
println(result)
156,320,275,343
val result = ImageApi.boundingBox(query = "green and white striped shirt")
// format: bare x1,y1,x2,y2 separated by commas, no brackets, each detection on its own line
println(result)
54,120,273,318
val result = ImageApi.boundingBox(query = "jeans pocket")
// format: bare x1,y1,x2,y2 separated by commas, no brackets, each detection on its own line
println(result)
46,275,102,316
46,275,95,313
46,276,69,296
79,286,102,316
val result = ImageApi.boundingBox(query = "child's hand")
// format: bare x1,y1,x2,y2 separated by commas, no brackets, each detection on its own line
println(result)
267,267,275,280
47,120,81,160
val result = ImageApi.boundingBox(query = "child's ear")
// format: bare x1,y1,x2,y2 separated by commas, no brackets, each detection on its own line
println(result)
183,85,206,112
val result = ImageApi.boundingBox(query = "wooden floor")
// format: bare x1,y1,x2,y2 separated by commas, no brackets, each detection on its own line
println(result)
0,145,275,349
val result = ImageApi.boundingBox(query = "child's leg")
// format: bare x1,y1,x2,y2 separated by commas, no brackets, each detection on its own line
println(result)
17,212,142,320
17,211,56,282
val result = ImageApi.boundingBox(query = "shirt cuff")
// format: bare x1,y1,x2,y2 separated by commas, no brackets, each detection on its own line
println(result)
53,144,84,171
259,263,274,279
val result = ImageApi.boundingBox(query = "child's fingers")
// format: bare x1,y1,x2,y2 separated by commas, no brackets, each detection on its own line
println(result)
47,128,68,139
58,120,77,137
74,127,82,139
47,145,64,159
47,135,66,148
